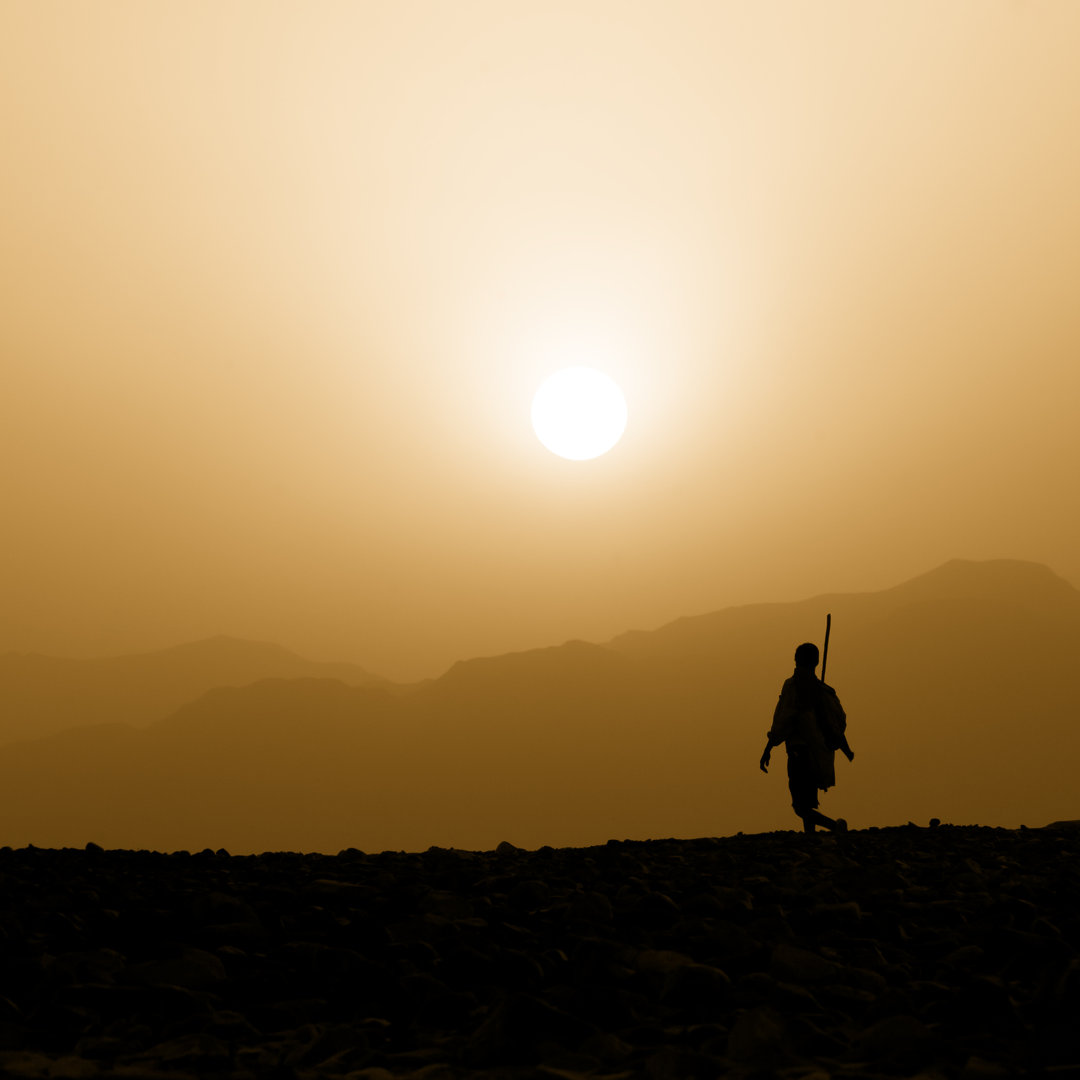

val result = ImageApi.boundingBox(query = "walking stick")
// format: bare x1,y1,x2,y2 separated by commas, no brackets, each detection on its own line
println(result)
821,612,831,683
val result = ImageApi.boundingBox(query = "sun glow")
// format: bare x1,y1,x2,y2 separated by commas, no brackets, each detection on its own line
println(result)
531,367,628,461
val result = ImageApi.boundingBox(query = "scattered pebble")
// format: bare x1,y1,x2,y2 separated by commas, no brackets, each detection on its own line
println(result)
0,825,1076,1076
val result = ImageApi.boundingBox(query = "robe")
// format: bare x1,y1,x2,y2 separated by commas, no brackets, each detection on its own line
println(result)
769,670,847,791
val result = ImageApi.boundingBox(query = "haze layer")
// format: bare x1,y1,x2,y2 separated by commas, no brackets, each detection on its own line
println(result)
4,4,1080,680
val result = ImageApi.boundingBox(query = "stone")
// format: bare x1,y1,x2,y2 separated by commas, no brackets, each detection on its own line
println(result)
961,1057,1012,1078
466,992,597,1065
726,1007,787,1063
856,1014,934,1063
659,962,731,1011
770,943,837,983
122,947,226,989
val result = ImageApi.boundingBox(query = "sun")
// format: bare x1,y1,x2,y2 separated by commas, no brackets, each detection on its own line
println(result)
531,367,628,460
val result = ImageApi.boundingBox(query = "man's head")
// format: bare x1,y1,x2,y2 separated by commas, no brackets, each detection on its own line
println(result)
794,642,819,670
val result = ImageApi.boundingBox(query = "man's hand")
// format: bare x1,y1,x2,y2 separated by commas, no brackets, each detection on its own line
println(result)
842,746,855,762
759,747,771,773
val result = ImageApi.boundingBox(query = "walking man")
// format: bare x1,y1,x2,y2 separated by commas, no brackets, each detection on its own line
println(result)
760,641,854,833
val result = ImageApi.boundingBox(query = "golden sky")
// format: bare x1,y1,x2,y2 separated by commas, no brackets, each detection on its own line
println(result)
4,1,1080,681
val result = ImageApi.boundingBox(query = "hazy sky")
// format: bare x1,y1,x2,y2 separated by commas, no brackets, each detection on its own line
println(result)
4,1,1080,680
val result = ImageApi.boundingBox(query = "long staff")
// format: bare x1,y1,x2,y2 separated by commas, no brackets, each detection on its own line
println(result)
821,612,832,683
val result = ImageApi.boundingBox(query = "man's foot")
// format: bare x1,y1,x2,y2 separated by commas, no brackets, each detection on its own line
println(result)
833,818,848,833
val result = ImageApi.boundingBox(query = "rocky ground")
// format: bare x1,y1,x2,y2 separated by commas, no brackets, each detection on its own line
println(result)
1,824,1078,1079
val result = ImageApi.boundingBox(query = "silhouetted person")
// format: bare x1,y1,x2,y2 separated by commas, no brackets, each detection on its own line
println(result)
760,642,854,834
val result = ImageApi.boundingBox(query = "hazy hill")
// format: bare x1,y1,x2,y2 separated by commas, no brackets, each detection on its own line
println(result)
0,559,1077,852
0,635,385,744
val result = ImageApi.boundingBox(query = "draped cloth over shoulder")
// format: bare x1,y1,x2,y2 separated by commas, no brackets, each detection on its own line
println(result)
769,671,847,791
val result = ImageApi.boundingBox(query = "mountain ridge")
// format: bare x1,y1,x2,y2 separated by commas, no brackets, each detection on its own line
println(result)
607,558,1080,658
0,635,385,745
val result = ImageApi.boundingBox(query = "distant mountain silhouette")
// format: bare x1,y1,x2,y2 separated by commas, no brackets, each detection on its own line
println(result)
0,635,385,745
0,560,1077,852
609,558,1079,658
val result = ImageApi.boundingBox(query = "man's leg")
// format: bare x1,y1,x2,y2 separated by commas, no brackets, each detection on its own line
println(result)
789,754,842,832
803,808,839,832
793,789,834,832
788,755,825,831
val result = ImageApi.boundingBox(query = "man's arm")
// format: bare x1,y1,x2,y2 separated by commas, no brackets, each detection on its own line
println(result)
760,734,779,773
762,680,795,773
